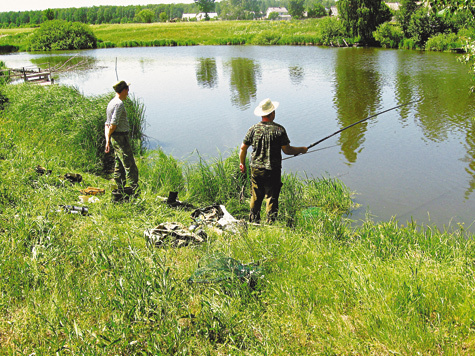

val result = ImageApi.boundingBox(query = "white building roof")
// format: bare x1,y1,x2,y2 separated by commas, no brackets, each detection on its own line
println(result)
182,12,218,20
266,7,288,15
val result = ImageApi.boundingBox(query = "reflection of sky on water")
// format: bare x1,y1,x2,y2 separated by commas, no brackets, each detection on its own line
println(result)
1,46,475,232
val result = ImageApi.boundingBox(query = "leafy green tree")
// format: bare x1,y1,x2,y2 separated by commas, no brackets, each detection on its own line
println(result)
43,9,55,21
396,0,419,37
307,3,327,18
159,12,168,22
337,0,392,43
318,16,346,44
373,22,404,47
194,0,216,19
427,0,475,90
219,1,246,20
86,8,97,23
19,12,30,25
429,0,475,17
268,11,280,20
407,8,447,47
29,20,97,51
288,0,305,18
232,0,260,15
135,9,155,23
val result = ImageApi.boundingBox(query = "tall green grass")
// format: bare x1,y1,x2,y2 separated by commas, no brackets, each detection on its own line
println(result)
1,83,475,354
2,84,145,173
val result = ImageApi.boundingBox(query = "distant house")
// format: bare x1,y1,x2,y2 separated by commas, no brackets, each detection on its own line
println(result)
265,7,291,20
182,13,197,21
182,12,218,21
330,6,338,17
196,12,218,20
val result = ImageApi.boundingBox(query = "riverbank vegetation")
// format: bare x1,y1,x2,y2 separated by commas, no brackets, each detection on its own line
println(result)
28,20,97,51
0,13,474,54
1,80,475,354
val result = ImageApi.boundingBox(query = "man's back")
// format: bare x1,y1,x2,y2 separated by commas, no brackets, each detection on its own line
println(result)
243,121,290,170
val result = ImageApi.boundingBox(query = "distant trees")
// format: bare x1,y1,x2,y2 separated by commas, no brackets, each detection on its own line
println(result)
159,12,168,22
0,4,201,28
307,3,328,18
372,0,475,49
135,9,155,23
219,0,260,20
43,9,55,21
288,0,305,19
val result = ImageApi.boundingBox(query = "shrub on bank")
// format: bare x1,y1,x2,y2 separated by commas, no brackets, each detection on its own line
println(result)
317,17,347,46
425,32,463,51
373,22,404,48
28,20,97,51
399,37,419,50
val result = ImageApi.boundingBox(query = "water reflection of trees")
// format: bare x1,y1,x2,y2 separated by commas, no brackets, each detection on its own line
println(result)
196,58,218,89
393,52,475,198
463,123,475,199
393,52,416,124
333,49,381,164
289,65,304,85
225,57,261,110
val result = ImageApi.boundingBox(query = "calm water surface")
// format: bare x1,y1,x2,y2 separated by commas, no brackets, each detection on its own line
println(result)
2,46,475,231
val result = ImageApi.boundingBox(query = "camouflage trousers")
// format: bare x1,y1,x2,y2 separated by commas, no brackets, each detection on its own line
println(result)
249,167,282,224
111,134,139,192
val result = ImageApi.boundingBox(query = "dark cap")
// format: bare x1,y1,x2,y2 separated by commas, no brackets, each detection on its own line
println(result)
113,80,130,93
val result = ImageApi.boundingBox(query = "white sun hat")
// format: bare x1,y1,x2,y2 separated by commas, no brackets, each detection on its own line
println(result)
254,98,279,117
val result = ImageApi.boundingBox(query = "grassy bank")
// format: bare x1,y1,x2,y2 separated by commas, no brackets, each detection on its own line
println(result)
92,20,344,47
2,20,470,52
0,19,352,51
1,83,475,354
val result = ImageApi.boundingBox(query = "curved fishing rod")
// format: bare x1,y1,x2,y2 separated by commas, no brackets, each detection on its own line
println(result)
284,98,423,161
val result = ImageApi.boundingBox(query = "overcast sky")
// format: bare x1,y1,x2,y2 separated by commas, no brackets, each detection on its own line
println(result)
0,0,194,13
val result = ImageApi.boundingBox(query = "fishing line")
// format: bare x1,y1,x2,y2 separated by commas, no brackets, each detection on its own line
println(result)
286,98,423,160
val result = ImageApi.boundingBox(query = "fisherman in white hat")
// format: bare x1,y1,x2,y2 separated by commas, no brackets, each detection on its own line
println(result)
239,98,308,223
105,80,139,197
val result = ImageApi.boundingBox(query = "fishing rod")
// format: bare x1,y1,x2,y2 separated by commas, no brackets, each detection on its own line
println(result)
284,98,423,161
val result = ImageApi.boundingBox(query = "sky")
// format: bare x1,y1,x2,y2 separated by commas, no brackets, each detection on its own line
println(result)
0,0,194,13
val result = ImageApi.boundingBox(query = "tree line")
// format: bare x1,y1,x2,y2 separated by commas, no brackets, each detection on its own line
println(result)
0,0,334,28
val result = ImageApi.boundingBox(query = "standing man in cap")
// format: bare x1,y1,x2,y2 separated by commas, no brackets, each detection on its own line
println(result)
105,80,139,196
239,98,308,223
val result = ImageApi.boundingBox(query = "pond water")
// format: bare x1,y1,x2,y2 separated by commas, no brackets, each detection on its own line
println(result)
2,46,475,231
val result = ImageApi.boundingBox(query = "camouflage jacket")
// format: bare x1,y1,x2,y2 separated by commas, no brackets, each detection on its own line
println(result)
243,121,290,170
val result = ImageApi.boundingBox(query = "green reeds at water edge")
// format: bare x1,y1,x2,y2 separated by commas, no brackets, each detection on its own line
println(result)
1,83,475,354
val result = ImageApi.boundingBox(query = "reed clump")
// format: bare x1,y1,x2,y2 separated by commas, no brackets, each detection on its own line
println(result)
1,83,474,354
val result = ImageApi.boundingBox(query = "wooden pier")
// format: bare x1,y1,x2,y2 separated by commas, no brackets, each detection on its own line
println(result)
1,64,53,85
